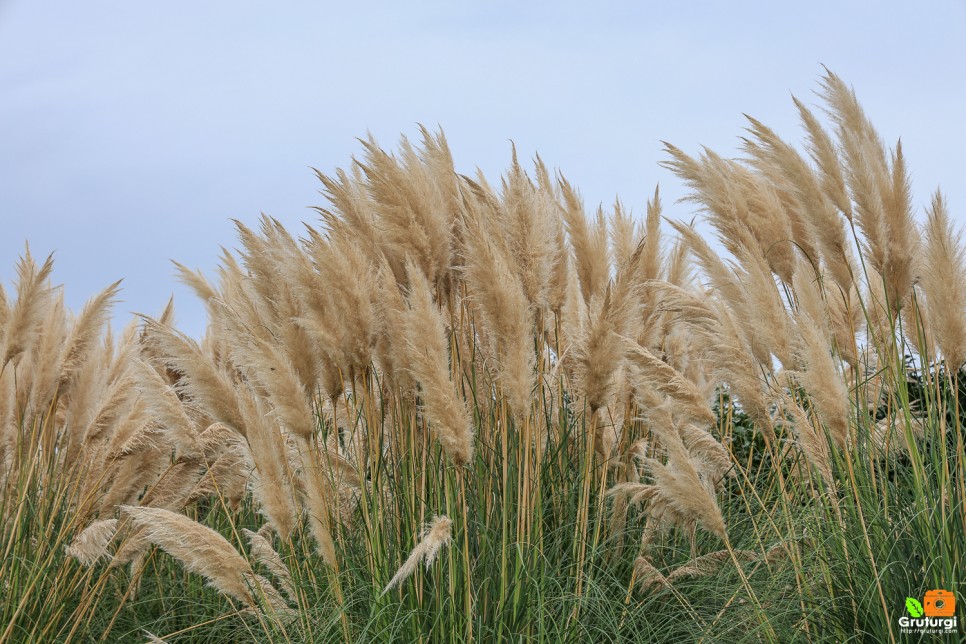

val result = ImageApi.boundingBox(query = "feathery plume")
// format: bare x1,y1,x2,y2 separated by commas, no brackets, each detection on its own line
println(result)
358,130,456,287
608,421,726,539
609,199,640,270
574,246,642,415
382,515,453,595
633,556,670,592
920,191,966,368
21,294,66,417
242,528,296,600
820,71,918,310
402,260,474,465
172,261,218,306
234,390,299,540
2,250,55,367
133,359,202,458
540,161,572,316
58,280,122,398
66,519,119,566
500,147,558,312
641,186,664,283
460,188,536,420
666,549,757,582
623,338,714,426
794,96,852,220
119,506,286,610
778,393,833,484
559,178,610,304
787,299,851,450
140,319,248,437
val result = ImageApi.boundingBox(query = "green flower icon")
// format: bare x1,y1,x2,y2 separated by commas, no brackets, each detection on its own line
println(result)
906,597,924,618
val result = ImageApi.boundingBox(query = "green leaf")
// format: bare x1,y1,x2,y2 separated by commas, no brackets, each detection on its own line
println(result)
906,597,924,617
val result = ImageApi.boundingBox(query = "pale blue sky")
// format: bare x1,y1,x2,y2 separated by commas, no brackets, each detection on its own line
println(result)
2,1,965,336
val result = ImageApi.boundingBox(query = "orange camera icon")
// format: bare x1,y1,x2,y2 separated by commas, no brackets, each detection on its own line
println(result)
923,589,956,617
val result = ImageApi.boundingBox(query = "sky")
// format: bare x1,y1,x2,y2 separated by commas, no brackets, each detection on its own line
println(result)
1,1,965,337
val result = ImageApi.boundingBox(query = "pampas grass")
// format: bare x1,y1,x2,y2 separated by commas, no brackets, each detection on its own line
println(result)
66,519,119,566
608,417,727,541
1,249,54,368
401,260,474,465
243,528,296,601
119,505,287,611
3,69,964,643
382,515,453,595
920,190,966,369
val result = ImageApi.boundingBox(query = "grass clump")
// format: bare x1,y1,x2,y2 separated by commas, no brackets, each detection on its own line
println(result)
0,69,963,642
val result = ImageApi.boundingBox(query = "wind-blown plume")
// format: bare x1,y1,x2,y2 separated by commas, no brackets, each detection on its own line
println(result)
133,359,202,459
358,130,457,288
609,199,640,270
119,506,287,611
500,147,558,313
633,556,671,593
608,419,726,540
786,302,851,450
382,515,453,595
574,245,643,417
623,338,714,426
920,191,966,369
1,250,55,367
58,280,122,397
779,393,833,484
666,549,757,583
820,71,918,311
139,319,248,437
460,185,536,420
66,519,119,566
242,528,296,600
559,178,610,305
402,261,474,465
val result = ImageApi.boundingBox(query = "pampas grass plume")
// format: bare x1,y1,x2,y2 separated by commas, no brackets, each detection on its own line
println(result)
382,515,453,595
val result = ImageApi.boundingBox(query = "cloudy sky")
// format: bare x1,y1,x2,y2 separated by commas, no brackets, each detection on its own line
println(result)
2,1,965,336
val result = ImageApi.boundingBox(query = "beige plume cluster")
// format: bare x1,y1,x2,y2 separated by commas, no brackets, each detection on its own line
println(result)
2,70,962,615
